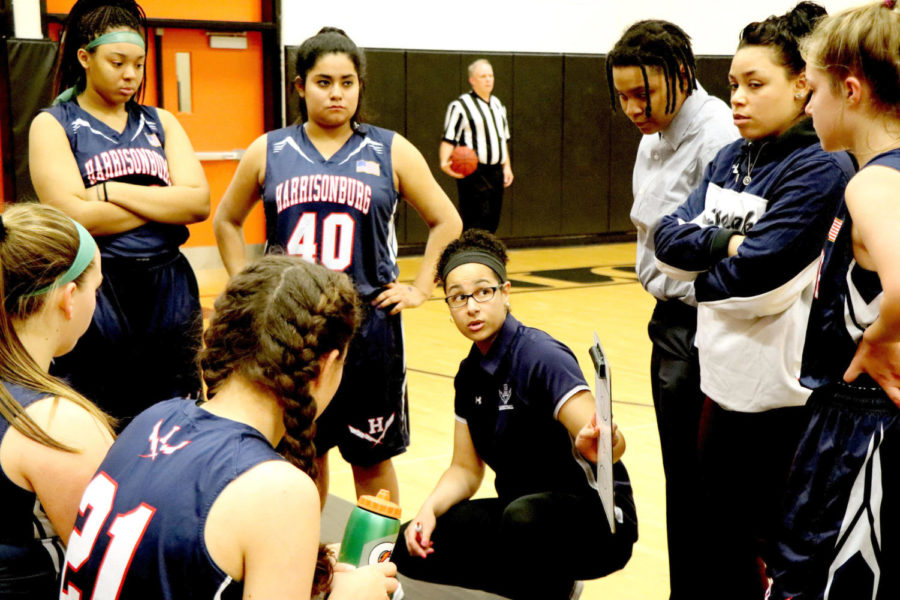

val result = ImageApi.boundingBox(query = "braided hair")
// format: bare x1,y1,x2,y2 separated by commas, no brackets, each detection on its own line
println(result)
607,20,697,117
53,0,147,101
199,255,360,596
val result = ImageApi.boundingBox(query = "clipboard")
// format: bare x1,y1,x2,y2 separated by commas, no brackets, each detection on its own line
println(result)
589,332,616,534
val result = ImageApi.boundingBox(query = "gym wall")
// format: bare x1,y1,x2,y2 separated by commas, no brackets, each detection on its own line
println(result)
285,46,733,247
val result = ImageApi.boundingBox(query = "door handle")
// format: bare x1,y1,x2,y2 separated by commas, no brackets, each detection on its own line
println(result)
195,150,246,161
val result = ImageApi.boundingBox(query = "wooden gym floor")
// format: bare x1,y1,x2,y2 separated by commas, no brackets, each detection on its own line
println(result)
196,242,668,600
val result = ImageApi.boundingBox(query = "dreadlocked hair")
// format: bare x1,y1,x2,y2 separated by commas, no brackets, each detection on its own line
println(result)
607,20,697,117
53,0,147,101
199,256,359,596
0,203,115,451
738,2,827,78
435,229,509,287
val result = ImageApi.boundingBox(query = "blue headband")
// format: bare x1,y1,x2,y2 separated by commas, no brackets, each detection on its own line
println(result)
23,220,98,297
85,31,145,51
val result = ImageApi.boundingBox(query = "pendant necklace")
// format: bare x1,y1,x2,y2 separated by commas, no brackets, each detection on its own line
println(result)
742,142,766,186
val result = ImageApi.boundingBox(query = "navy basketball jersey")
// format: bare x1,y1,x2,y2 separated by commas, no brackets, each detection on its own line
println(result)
0,381,65,596
800,149,900,390
59,399,283,600
263,123,400,297
45,101,189,258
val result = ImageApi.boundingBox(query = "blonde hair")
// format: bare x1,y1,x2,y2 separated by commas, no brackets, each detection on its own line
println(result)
0,203,115,450
804,1,900,118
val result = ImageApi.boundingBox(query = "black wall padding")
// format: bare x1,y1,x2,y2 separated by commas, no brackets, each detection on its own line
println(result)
511,54,562,237
5,39,57,203
283,47,735,246
562,55,609,236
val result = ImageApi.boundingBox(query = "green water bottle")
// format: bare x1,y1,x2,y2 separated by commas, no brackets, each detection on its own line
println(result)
337,489,401,567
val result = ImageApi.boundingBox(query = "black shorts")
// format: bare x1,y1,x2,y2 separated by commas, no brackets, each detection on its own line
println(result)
769,379,900,600
51,251,203,426
314,303,409,466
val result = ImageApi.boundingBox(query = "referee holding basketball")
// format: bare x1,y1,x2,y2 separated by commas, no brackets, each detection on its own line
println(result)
440,59,513,233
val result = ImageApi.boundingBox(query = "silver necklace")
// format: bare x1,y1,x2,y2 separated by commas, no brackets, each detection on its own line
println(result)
741,143,766,186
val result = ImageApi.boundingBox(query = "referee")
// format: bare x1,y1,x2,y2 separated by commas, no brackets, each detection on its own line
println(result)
439,58,514,233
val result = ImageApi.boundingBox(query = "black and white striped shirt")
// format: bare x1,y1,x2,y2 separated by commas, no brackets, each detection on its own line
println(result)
442,91,510,166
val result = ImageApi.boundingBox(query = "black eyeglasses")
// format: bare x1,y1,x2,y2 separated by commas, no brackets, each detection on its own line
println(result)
444,286,501,309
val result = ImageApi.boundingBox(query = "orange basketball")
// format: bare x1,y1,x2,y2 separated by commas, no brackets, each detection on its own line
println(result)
449,146,478,176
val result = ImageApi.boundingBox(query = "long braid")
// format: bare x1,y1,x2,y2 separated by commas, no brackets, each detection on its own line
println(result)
199,256,360,597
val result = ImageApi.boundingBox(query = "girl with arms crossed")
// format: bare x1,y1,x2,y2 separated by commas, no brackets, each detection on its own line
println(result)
58,256,397,599
0,204,113,596
29,0,209,424
770,3,900,598
390,230,637,600
654,3,855,598
214,27,461,503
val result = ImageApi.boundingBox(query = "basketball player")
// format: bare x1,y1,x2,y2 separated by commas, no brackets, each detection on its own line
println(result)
390,230,637,600
28,0,210,425
0,203,114,596
58,256,397,599
607,20,738,599
653,4,855,597
214,27,461,505
769,3,900,597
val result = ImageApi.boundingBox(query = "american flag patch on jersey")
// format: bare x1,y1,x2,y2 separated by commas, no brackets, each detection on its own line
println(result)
356,160,380,176
828,217,843,242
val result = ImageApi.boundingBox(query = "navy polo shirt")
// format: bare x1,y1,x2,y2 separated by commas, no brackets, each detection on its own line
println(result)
454,314,594,500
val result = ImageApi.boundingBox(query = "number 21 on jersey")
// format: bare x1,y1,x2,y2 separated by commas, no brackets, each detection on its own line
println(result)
61,473,155,600
286,212,356,271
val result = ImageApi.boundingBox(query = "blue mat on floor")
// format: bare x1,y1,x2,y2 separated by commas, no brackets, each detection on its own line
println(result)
322,494,506,599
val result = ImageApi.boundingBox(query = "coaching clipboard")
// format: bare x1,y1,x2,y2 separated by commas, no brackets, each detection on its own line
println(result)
589,332,616,534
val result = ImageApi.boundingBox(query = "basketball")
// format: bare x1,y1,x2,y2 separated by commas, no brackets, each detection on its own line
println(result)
449,146,478,176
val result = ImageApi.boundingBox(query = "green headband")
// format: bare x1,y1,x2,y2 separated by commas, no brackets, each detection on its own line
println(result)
53,31,146,105
85,30,145,51
23,220,98,298
441,250,508,283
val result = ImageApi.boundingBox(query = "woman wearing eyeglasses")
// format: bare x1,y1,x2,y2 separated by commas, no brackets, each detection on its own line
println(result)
389,230,638,600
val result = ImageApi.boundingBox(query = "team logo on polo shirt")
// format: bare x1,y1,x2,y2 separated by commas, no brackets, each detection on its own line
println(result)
498,383,514,411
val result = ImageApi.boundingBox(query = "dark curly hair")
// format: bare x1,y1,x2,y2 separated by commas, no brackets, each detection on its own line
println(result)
199,255,360,596
295,26,367,127
738,1,828,78
435,229,509,288
53,0,148,102
607,20,697,117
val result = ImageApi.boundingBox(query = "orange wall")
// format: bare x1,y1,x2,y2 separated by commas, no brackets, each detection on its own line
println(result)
46,1,262,22
44,2,268,247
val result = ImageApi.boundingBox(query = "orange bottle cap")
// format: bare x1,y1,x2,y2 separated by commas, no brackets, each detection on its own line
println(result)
357,489,401,519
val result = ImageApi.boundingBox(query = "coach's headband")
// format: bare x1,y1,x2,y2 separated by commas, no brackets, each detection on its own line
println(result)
85,31,146,51
23,220,98,297
441,250,507,283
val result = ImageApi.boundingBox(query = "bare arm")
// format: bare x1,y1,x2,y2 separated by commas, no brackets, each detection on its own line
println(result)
104,108,210,224
558,390,625,464
213,134,267,277
843,167,900,406
373,135,462,314
29,112,147,235
404,421,484,558
7,398,114,544
501,141,513,187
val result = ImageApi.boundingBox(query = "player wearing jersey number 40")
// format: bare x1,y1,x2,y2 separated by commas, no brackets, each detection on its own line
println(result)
214,27,461,508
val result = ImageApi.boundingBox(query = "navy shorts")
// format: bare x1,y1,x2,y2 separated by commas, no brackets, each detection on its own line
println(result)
51,251,203,426
769,379,900,600
314,302,409,467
